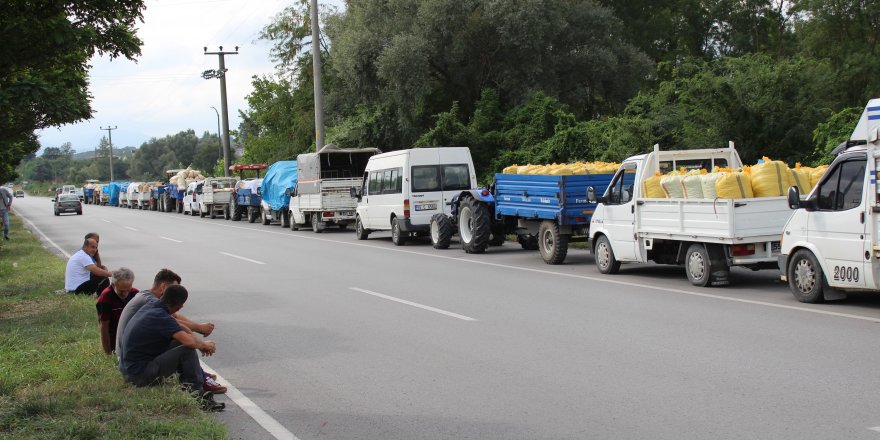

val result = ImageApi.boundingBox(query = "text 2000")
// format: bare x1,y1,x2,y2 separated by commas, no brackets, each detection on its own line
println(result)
833,265,860,283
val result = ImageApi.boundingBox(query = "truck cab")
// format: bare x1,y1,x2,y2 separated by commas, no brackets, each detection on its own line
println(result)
780,100,880,302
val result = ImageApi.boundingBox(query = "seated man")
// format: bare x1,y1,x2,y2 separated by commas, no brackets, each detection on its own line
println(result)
84,232,106,269
116,268,226,394
119,284,224,411
65,238,111,294
96,267,139,355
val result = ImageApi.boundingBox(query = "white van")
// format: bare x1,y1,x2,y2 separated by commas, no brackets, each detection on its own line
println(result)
352,147,477,245
126,182,144,209
183,181,204,216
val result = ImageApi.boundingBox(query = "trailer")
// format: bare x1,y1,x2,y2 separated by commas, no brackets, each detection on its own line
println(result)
200,176,238,219
161,169,186,213
229,164,267,222
290,145,380,232
260,161,298,227
149,183,166,211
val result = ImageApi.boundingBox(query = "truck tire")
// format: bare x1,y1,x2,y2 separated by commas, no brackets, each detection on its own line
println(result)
685,243,729,287
224,207,231,220
430,214,453,249
391,217,406,246
177,200,183,214
518,234,539,250
232,206,242,221
788,249,825,303
262,209,271,225
458,197,490,254
489,224,506,246
355,215,370,240
281,210,290,228
210,206,217,219
248,207,257,223
291,213,300,231
538,220,568,264
311,213,324,233
594,235,621,274
201,206,207,218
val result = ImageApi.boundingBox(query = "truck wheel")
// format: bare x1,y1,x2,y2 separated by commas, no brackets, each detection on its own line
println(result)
595,235,621,274
489,224,506,246
224,207,231,220
788,249,825,303
281,210,290,228
517,234,539,250
232,206,242,221
391,217,406,246
291,213,300,231
210,206,217,219
248,208,257,223
538,220,568,264
430,214,453,249
177,200,183,214
685,243,712,287
262,209,271,225
311,213,324,233
355,216,370,240
458,197,490,254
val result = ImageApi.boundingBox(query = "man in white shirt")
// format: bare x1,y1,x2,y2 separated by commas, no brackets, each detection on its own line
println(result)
65,238,112,294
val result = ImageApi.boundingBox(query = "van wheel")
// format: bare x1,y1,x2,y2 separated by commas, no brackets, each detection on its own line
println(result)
355,216,370,240
517,234,539,250
538,220,568,264
391,218,406,246
430,214,453,249
248,208,257,223
311,213,324,233
595,235,620,274
788,249,825,303
459,197,490,254
281,210,290,228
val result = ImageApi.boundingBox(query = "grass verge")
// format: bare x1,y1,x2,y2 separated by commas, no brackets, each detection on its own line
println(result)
0,213,229,439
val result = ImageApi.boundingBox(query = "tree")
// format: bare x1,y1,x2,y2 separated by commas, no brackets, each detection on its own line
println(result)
0,1,146,183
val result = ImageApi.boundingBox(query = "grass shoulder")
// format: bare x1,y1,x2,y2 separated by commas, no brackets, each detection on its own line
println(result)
0,213,228,439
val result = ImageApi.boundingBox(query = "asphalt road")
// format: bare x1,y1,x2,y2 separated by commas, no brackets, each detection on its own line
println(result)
12,195,880,440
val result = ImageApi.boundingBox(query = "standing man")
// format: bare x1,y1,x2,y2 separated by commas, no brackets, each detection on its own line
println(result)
119,285,224,411
0,185,11,240
96,267,139,355
64,238,112,294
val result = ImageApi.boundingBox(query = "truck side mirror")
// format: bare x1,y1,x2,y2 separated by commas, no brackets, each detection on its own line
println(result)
787,186,801,210
587,186,606,204
350,187,361,200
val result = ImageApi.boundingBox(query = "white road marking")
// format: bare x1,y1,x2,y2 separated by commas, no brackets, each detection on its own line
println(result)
868,426,880,433
219,251,266,265
159,236,182,243
101,219,111,223
124,226,138,231
176,217,880,324
14,209,70,258
350,287,478,321
200,363,301,440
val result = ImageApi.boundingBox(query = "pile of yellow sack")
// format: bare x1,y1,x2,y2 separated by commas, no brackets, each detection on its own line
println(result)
643,158,829,200
502,161,621,175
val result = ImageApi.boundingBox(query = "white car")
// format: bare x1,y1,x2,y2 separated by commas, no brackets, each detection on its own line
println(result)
182,181,204,216
352,147,477,245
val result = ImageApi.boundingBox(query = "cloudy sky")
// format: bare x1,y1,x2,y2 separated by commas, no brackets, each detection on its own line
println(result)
37,0,343,154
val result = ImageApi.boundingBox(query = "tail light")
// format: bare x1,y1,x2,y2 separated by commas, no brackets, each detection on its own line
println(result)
323,211,334,217
403,199,410,218
731,244,755,257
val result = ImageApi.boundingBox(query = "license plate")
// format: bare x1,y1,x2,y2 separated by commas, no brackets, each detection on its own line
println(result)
339,211,354,217
771,242,781,253
414,203,437,211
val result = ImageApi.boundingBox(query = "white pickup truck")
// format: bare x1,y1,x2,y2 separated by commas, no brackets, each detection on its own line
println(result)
289,145,380,232
200,177,238,219
780,100,880,302
589,144,791,286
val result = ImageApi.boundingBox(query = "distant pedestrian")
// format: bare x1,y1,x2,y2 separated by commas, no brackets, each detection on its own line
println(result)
0,185,11,240
64,238,111,294
96,267,139,355
119,284,224,411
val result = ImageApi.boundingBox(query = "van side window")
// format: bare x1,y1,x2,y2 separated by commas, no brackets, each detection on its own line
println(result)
816,159,866,211
384,168,402,194
412,166,441,192
368,171,382,195
442,164,470,190
606,164,637,205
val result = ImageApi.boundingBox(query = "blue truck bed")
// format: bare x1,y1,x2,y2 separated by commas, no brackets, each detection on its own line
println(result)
494,173,615,224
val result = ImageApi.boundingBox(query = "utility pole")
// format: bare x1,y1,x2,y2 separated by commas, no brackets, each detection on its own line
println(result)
203,46,238,177
310,0,325,152
100,126,117,182
210,106,222,164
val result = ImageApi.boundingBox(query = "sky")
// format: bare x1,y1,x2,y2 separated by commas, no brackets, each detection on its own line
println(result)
37,0,343,154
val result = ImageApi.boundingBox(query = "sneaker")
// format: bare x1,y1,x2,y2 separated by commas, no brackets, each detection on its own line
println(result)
200,391,225,412
204,377,227,394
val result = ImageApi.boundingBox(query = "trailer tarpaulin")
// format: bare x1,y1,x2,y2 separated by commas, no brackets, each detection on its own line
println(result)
260,161,298,211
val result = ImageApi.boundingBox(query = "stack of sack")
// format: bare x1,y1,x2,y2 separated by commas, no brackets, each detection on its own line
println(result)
171,167,205,188
502,161,621,175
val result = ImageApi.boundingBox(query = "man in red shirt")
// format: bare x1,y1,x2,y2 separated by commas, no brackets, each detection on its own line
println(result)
96,267,139,354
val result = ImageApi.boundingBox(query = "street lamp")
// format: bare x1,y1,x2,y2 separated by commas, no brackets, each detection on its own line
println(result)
203,46,239,177
209,106,221,163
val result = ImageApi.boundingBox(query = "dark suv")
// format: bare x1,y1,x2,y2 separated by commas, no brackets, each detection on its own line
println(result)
55,194,82,216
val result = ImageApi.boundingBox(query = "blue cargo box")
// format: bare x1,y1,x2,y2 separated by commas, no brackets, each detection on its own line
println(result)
83,188,94,197
236,189,261,206
151,185,167,197
494,173,615,225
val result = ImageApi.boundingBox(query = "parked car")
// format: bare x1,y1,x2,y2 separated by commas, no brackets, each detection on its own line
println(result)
183,181,204,216
13,190,23,198
55,194,82,216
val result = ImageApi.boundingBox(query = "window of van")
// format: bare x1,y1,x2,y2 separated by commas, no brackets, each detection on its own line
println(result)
412,164,470,192
383,168,402,194
368,171,381,195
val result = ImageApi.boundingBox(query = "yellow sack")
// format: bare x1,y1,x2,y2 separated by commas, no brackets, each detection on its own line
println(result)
750,158,791,197
682,169,706,199
660,171,685,198
502,164,519,174
716,172,754,199
789,163,812,193
701,172,724,199
643,172,666,198
810,165,829,187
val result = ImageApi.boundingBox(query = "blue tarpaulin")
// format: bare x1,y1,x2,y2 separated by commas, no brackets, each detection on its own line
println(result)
105,182,122,206
260,161,298,211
